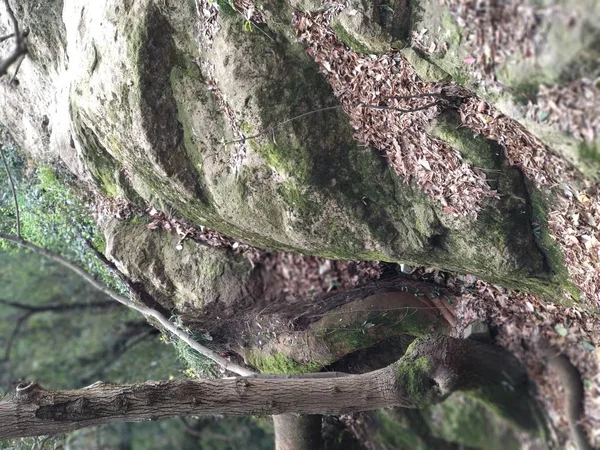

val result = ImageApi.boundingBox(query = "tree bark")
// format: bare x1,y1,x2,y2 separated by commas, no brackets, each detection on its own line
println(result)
273,414,323,450
0,370,400,439
0,336,532,440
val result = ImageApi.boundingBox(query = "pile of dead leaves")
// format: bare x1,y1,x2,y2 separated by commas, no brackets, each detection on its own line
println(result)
295,12,495,219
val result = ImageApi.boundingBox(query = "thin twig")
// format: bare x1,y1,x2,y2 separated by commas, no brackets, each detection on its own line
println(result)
0,144,21,237
385,92,450,101
0,0,28,78
10,52,25,84
0,232,256,376
0,33,14,44
0,297,115,312
361,101,443,114
221,93,449,147
222,105,342,146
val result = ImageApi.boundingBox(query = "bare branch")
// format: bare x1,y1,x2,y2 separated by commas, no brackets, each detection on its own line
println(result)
221,92,451,147
0,298,115,313
0,32,14,43
9,52,25,84
361,101,443,114
222,105,342,146
0,0,29,78
2,311,32,362
0,143,21,237
384,92,453,102
0,232,255,376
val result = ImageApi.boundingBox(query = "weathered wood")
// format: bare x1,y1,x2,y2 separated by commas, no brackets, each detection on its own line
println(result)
0,336,532,440
0,368,400,439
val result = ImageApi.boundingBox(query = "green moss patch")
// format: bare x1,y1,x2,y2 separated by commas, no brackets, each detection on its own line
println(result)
396,354,432,406
401,48,451,82
332,22,374,54
247,352,322,374
425,393,522,450
429,110,503,170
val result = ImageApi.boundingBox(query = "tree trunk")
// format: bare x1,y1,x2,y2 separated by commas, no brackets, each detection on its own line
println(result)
273,414,323,450
0,335,535,440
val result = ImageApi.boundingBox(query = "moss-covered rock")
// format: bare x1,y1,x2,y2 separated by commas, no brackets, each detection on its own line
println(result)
244,290,450,373
328,0,600,181
0,1,66,161
422,393,523,450
400,48,451,82
103,218,257,318
429,110,576,299
414,0,600,180
0,0,579,301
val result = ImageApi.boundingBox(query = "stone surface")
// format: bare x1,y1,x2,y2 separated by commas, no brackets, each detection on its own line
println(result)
0,0,576,299
464,321,491,343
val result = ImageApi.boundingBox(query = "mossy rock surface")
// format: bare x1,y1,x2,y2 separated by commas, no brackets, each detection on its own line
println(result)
0,0,580,301
64,0,564,295
331,0,600,180
103,218,256,316
421,393,523,450
245,290,450,372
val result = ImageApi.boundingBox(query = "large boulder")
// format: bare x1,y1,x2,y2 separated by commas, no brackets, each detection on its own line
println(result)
0,0,573,298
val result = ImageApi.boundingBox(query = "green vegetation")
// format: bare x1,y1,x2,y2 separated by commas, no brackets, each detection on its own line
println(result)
247,352,322,374
526,180,579,302
430,111,503,170
396,353,432,406
0,436,63,450
578,140,600,173
374,410,429,450
425,393,522,450
170,328,220,379
319,309,446,358
0,137,125,294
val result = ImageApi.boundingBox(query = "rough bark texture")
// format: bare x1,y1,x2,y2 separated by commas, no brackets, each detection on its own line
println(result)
0,370,400,439
0,336,536,440
274,414,323,450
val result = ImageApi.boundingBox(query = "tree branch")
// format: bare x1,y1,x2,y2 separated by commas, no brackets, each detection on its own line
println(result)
0,0,29,79
222,105,342,146
0,298,115,313
0,144,21,238
0,336,533,440
0,232,255,377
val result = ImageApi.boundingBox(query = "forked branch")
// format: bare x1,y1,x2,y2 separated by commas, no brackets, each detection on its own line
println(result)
0,0,29,80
